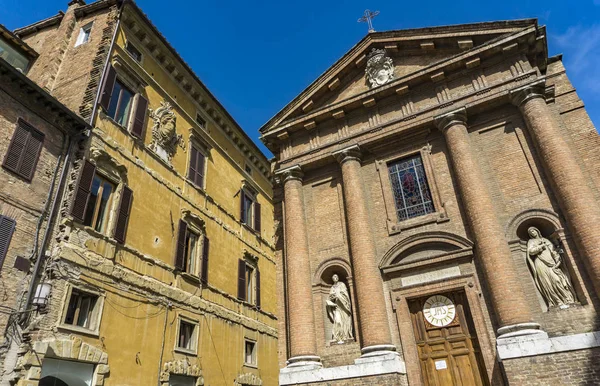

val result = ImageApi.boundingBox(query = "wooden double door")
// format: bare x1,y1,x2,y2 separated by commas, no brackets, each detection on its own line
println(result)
409,291,488,386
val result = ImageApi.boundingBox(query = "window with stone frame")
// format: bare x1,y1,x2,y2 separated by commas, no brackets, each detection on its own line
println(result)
174,217,210,283
244,339,257,366
237,256,260,307
82,174,115,234
60,285,104,334
239,187,261,233
387,154,435,221
175,317,198,353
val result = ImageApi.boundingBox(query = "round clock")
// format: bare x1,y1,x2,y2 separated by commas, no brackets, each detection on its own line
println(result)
423,295,456,327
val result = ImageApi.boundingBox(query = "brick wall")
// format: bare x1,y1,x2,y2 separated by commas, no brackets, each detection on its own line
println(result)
503,347,600,385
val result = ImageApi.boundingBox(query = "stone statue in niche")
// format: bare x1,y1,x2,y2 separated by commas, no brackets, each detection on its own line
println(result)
149,101,182,163
526,226,577,309
365,48,395,88
326,274,353,343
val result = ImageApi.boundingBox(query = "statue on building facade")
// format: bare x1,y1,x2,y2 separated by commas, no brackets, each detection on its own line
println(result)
365,48,395,88
326,274,353,342
526,226,577,309
150,101,182,163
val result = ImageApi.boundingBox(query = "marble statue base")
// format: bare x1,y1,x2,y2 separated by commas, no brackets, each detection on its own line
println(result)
280,351,405,385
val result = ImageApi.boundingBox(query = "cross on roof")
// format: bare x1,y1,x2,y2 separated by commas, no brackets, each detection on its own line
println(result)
358,9,380,33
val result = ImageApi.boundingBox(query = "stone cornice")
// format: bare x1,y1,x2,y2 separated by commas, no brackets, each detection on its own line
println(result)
262,26,539,144
273,75,546,173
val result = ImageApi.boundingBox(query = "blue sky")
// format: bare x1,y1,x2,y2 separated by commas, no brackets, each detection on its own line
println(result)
3,0,600,157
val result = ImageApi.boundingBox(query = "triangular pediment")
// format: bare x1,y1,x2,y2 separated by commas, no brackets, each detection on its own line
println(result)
260,19,537,135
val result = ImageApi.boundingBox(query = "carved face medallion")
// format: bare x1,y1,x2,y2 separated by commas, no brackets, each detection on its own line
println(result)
423,295,456,327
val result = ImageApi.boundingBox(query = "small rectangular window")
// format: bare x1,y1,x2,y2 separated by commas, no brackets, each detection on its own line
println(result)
177,319,197,352
63,289,99,330
244,339,257,366
75,22,93,47
107,80,134,127
125,41,142,62
388,154,435,221
82,174,115,233
195,113,206,129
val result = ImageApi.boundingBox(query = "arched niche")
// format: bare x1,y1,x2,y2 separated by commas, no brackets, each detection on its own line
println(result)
312,257,357,346
380,231,473,274
505,208,584,311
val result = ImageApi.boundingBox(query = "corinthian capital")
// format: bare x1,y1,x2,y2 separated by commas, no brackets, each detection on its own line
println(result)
509,81,546,107
333,145,362,165
434,107,467,133
276,165,304,184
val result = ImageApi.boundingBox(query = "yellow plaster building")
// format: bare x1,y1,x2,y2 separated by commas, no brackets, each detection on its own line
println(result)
3,1,278,385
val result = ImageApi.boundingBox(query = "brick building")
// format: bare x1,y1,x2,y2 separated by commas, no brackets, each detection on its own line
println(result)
0,23,91,383
260,20,600,385
1,1,277,385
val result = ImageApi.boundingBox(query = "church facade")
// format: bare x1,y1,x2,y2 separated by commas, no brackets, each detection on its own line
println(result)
260,19,600,385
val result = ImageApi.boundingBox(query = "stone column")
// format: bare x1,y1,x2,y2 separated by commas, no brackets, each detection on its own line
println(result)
511,82,600,300
280,166,321,368
334,146,396,356
435,109,538,337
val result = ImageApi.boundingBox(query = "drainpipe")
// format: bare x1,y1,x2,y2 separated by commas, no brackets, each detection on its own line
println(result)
22,135,77,317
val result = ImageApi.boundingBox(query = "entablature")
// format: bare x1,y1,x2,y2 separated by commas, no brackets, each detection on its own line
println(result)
262,25,544,152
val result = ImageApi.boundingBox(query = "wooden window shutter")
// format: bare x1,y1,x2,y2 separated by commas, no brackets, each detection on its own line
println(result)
200,236,209,284
195,151,205,187
188,146,198,183
255,268,261,309
174,220,187,270
254,202,261,233
3,120,44,181
0,216,16,270
99,64,117,111
237,259,246,300
71,160,96,222
113,186,133,244
240,193,246,224
130,94,148,138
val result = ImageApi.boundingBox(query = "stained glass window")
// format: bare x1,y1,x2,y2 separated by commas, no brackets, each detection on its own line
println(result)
388,155,435,221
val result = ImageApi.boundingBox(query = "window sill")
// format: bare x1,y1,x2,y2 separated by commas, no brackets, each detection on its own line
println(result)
243,363,258,369
386,211,449,236
180,272,201,284
174,347,197,356
241,222,259,235
98,112,143,143
57,323,100,338
185,178,206,194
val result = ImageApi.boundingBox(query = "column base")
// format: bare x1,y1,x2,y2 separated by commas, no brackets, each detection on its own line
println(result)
280,351,405,385
284,355,323,371
497,323,544,339
359,344,398,359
